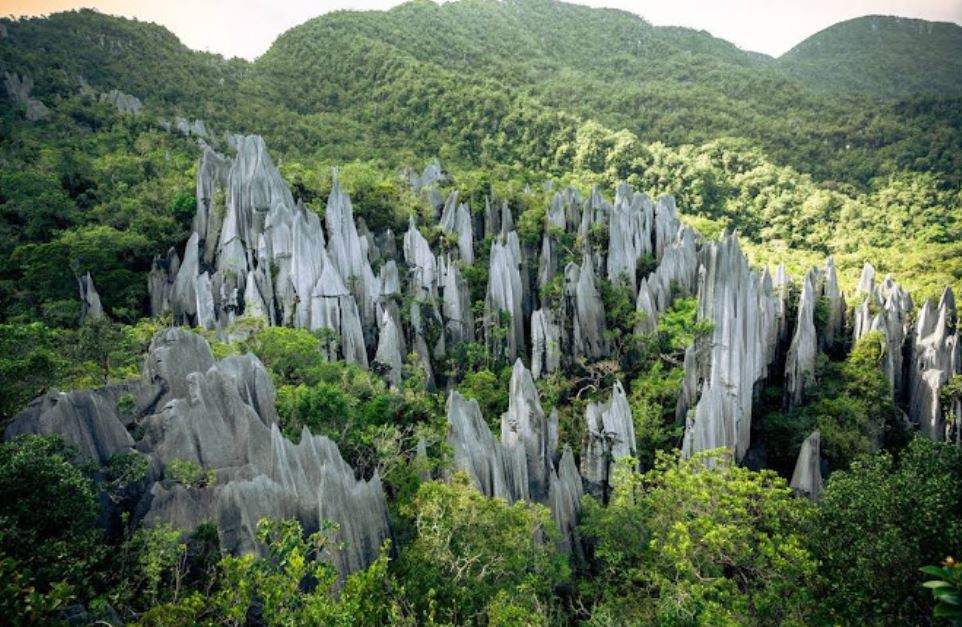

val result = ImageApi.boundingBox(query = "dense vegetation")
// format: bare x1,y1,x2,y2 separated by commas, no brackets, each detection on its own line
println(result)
1,1,961,624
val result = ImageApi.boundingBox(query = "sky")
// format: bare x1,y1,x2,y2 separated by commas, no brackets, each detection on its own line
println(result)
2,0,961,60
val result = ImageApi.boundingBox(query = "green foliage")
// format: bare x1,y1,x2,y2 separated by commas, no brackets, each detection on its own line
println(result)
0,435,103,595
210,518,402,627
579,451,817,625
0,557,75,627
457,366,512,427
921,558,962,625
812,437,962,625
165,459,216,488
757,330,895,473
0,323,69,423
395,475,569,624
239,327,328,386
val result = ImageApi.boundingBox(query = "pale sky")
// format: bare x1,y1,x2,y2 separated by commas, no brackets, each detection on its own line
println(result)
2,0,961,60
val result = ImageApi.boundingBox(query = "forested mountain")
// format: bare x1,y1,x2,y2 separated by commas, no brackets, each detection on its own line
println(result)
2,2,962,625
779,15,962,97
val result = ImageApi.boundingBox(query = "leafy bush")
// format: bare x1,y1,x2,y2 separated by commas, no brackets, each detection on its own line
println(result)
165,459,215,488
0,435,103,594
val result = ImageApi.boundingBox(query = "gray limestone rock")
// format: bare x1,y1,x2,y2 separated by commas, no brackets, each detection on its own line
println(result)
680,232,779,461
548,447,583,553
143,327,217,408
573,254,607,360
653,196,681,261
784,271,817,411
790,430,823,502
403,217,436,298
485,237,525,361
171,232,201,322
909,288,960,441
607,183,653,290
325,174,378,329
4,71,49,121
309,262,368,367
5,381,150,464
79,272,105,321
581,381,636,497
530,308,561,379
195,272,217,331
821,257,845,350
501,360,552,502
9,327,389,579
446,391,526,502
439,256,475,344
374,310,403,387
100,89,142,114
857,262,876,296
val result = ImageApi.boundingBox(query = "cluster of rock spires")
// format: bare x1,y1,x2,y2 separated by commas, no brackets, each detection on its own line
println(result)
13,131,962,575
5,328,389,578
446,359,584,552
145,135,701,392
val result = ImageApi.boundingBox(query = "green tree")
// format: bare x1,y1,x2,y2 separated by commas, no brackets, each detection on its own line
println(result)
812,437,962,625
579,451,817,625
0,435,103,595
395,475,569,624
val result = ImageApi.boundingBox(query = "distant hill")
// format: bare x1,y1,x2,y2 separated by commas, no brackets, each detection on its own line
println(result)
778,15,962,97
0,9,246,115
1,2,960,188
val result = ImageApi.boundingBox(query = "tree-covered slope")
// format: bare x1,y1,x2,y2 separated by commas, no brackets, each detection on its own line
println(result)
779,15,962,97
246,0,962,189
0,9,247,117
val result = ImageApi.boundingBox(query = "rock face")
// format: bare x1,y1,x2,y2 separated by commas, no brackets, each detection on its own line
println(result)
152,136,718,397
447,390,527,503
486,237,525,361
501,360,552,502
4,71,49,120
852,264,913,396
790,430,823,502
100,89,142,114
581,381,636,497
572,254,607,360
5,328,389,578
78,272,105,321
446,361,584,551
679,232,778,461
822,257,845,350
530,308,561,378
784,270,817,411
909,288,961,441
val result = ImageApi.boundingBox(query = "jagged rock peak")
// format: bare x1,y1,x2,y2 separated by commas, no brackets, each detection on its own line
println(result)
821,257,846,350
446,390,527,503
403,216,436,298
581,381,636,497
573,253,608,360
501,360,552,502
78,272,105,321
680,231,778,461
784,270,817,411
485,236,525,361
857,262,876,295
790,430,823,502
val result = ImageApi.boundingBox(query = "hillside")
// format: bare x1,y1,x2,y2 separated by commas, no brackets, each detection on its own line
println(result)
779,15,962,97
